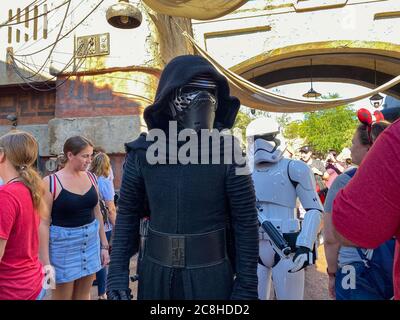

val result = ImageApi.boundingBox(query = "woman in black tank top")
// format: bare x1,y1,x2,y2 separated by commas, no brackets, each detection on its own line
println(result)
39,136,110,300
51,174,98,228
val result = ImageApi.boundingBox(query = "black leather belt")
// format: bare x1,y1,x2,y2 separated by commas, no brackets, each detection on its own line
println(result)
145,227,227,268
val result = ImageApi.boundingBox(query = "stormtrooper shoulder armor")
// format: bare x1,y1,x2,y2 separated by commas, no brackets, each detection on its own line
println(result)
287,160,316,192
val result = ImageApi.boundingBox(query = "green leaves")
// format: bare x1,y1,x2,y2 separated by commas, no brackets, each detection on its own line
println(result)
283,105,358,154
233,99,358,156
233,111,253,142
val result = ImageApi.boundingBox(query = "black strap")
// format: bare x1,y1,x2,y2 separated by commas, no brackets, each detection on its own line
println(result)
356,248,372,269
54,174,64,189
49,174,53,193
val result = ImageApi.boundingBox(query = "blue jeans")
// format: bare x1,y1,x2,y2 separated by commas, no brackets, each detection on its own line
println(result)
335,262,386,300
95,231,112,296
36,287,47,300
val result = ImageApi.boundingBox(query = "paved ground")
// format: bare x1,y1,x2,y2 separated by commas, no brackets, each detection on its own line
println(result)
304,244,331,300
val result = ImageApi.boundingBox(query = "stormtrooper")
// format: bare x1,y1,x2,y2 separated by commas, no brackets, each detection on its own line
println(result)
246,117,323,300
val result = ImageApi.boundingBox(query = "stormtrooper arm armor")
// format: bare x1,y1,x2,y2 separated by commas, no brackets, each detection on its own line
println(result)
288,161,323,250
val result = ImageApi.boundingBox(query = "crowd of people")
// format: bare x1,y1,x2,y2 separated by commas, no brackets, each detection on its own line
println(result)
288,145,350,205
0,55,399,300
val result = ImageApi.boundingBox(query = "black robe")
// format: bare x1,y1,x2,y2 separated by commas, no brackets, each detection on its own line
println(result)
107,55,259,300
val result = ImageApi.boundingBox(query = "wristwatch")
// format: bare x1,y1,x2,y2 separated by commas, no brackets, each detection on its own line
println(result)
326,268,336,277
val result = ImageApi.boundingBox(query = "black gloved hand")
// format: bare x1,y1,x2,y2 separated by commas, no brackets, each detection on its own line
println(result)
289,246,313,273
107,289,133,300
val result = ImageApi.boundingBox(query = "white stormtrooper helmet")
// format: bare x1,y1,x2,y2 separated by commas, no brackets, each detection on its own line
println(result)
246,117,287,164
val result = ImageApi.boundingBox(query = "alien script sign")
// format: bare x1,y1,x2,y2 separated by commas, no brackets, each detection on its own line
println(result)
76,33,110,58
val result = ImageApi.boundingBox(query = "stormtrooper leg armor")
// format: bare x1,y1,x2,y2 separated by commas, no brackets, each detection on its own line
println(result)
258,235,305,300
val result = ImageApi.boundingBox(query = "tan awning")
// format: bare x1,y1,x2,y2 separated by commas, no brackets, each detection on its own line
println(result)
183,32,400,112
142,0,248,20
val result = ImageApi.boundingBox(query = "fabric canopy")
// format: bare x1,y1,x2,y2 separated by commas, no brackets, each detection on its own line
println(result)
183,32,400,112
142,0,248,20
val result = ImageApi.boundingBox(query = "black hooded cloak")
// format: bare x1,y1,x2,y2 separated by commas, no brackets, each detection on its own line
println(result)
107,55,258,300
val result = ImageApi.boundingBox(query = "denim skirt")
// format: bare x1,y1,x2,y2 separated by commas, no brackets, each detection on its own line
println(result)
49,219,101,284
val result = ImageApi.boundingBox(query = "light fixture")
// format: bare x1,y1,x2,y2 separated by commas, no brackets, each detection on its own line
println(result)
49,60,60,76
302,58,321,98
106,0,142,29
369,60,384,109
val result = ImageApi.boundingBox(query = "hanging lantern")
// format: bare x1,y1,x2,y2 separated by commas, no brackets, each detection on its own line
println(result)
106,0,142,29
302,58,321,98
369,60,384,109
369,93,384,109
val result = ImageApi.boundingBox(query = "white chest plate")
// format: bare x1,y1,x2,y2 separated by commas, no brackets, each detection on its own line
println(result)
252,159,297,208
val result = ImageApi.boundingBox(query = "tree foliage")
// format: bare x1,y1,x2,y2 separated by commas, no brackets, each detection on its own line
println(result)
283,105,358,154
233,100,358,155
232,111,252,142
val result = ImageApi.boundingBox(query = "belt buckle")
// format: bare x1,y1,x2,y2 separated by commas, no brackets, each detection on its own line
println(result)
170,236,185,268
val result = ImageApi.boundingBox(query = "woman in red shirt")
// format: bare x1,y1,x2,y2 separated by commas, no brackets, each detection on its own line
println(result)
0,131,46,300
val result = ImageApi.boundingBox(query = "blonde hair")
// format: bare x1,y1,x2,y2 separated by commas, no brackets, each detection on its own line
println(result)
0,131,44,209
89,152,111,178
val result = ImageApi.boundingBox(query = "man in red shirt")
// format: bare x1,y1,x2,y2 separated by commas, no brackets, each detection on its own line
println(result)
330,119,400,300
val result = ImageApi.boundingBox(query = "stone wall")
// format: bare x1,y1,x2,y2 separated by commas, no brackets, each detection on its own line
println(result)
0,124,49,156
48,115,141,155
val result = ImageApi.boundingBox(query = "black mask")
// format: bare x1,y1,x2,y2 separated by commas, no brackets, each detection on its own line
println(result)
176,90,216,132
169,84,218,132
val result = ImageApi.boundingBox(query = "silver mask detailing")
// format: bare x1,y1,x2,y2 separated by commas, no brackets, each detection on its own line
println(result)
169,74,218,117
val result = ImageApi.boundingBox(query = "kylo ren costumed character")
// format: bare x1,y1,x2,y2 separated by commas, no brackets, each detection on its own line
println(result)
106,55,259,300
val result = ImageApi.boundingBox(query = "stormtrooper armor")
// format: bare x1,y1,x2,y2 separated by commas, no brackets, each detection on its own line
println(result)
246,117,323,300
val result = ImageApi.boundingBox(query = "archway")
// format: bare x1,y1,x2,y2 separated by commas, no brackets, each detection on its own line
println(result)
231,41,400,99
